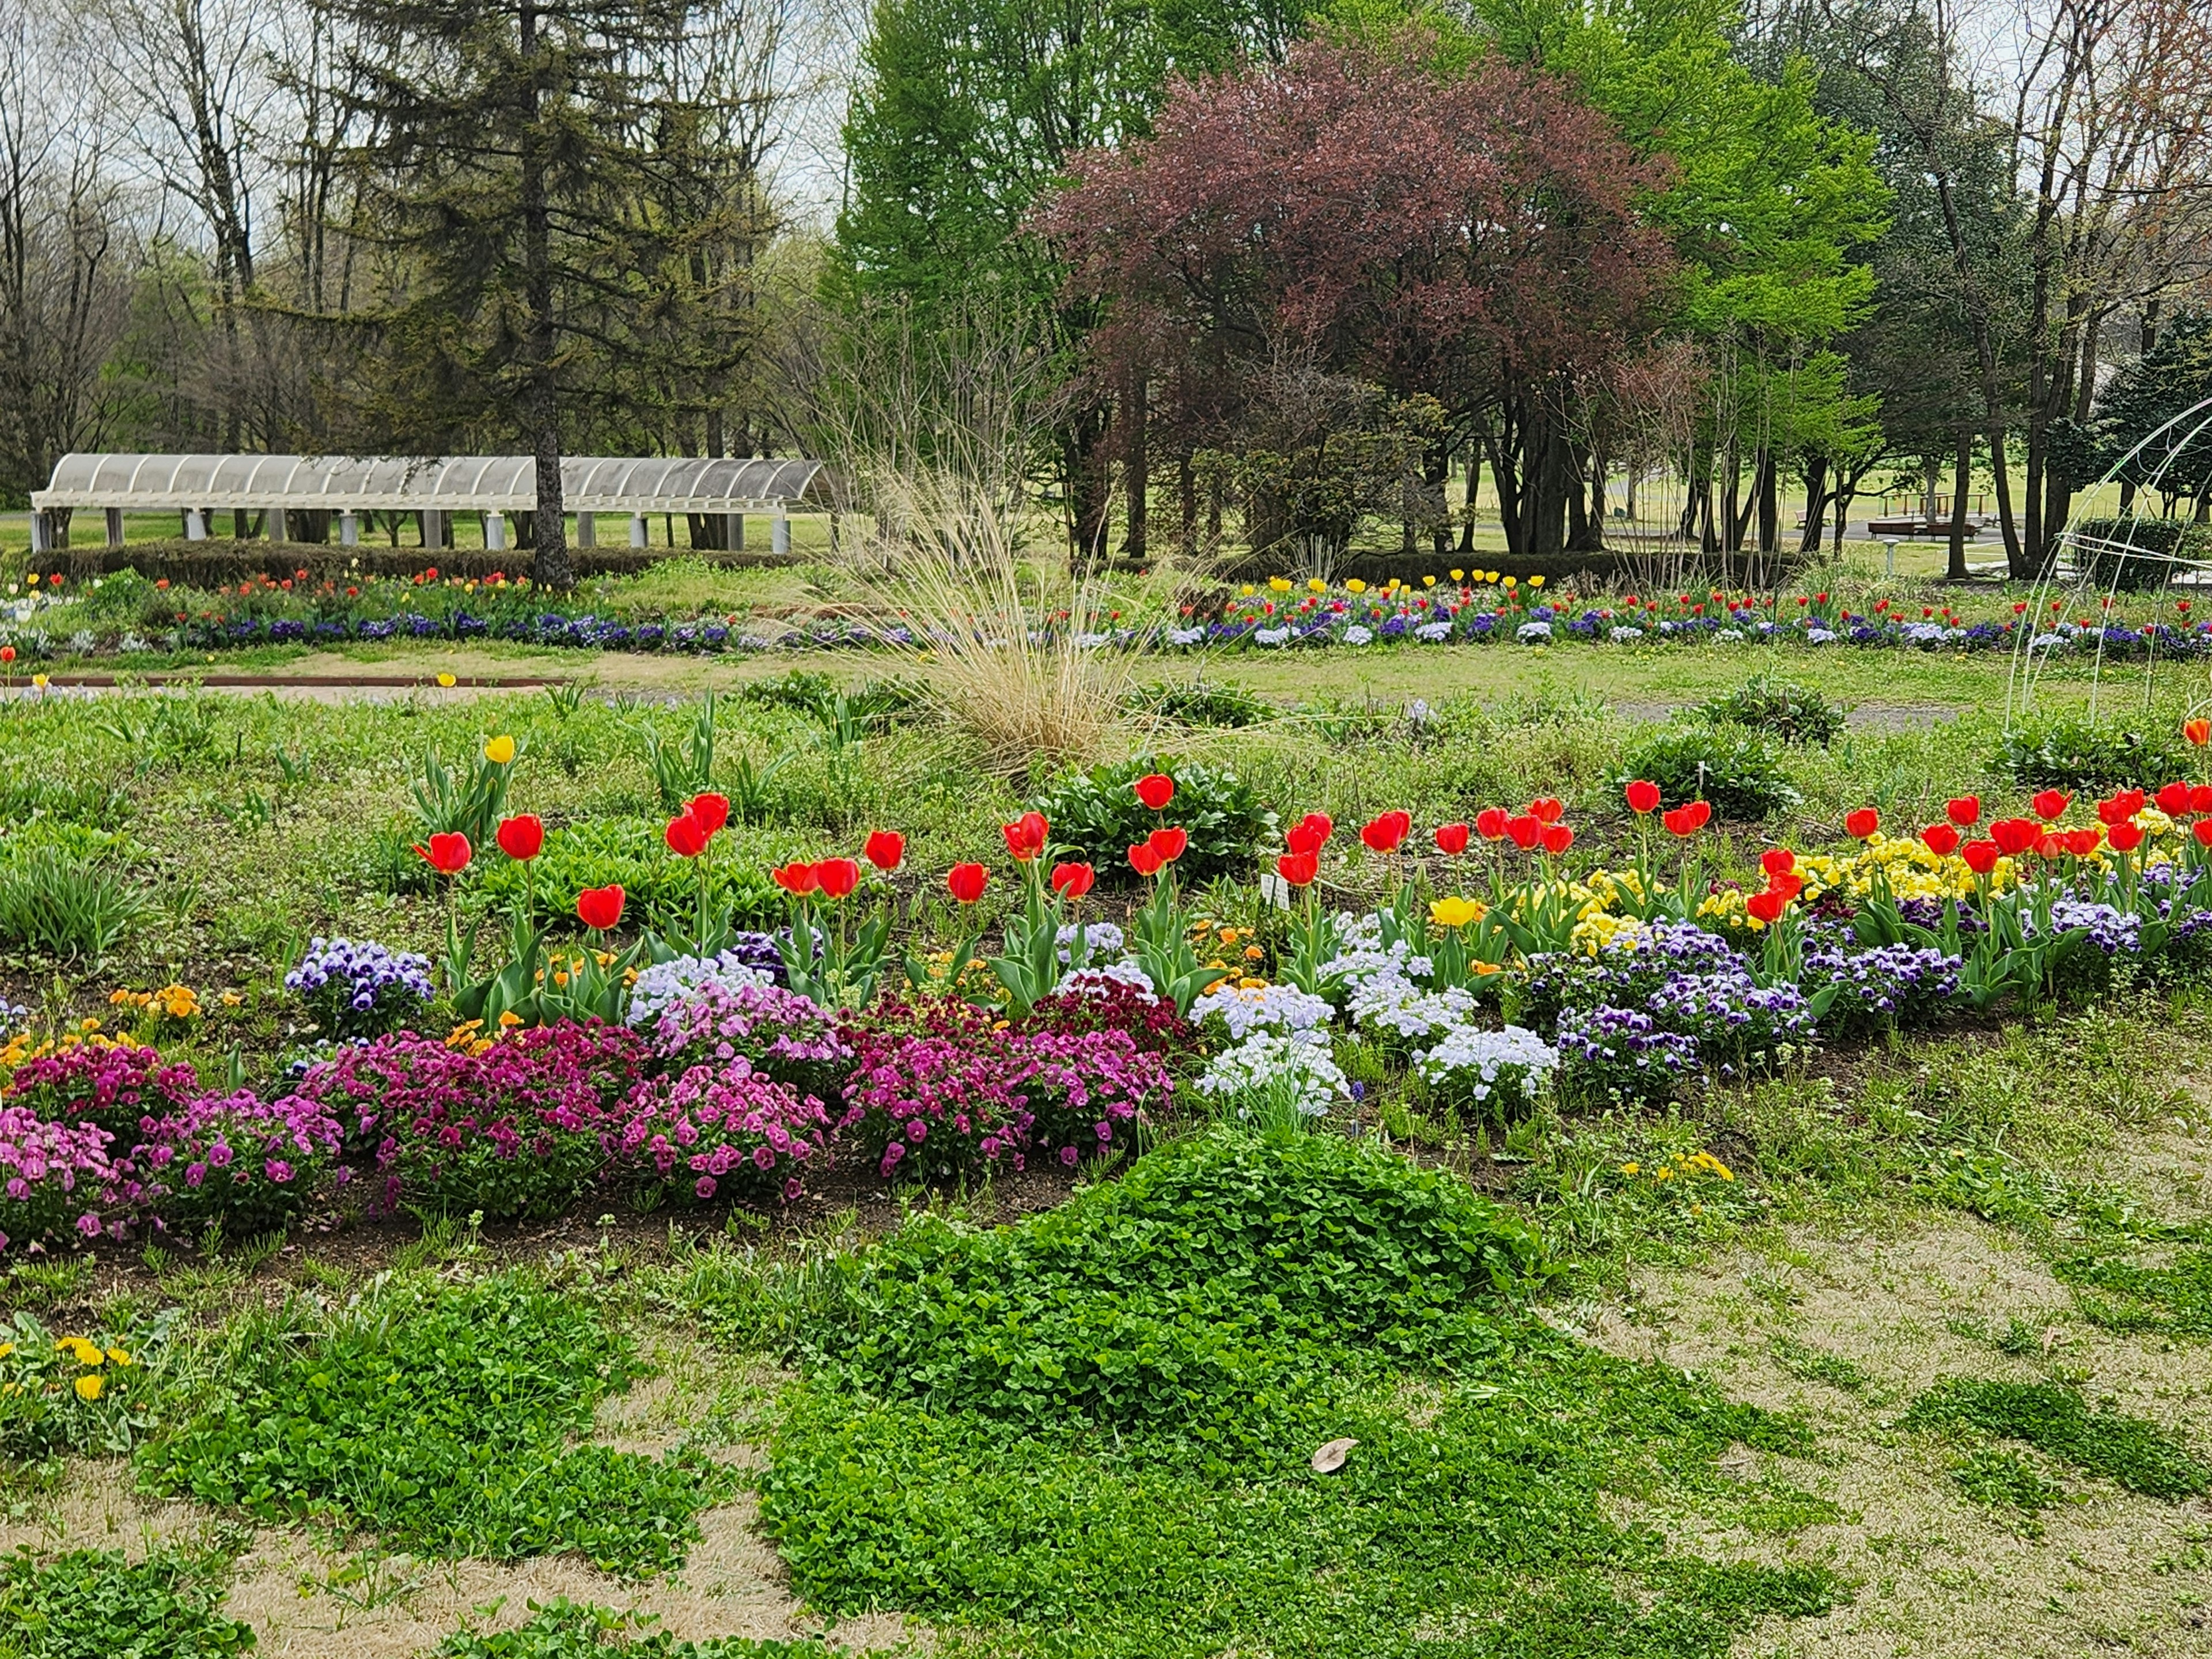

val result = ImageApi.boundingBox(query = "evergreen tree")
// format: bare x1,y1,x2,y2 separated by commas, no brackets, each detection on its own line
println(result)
2098,313,2212,520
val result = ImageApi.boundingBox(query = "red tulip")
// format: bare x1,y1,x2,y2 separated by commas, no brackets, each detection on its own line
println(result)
665,813,709,858
414,831,472,874
1961,840,2001,874
2094,789,2145,827
2063,827,2100,857
1132,773,1175,810
863,829,906,872
2031,789,2071,822
1760,849,1795,878
1146,825,1189,864
687,793,730,838
2156,782,2194,817
1474,806,1510,841
1361,812,1411,854
1286,815,1333,858
1769,871,1805,900
1277,851,1319,887
1624,779,1661,814
0,646,13,664
1921,824,1961,857
575,883,624,930
1050,861,1096,899
1945,796,1981,827
1505,815,1541,849
2193,786,2212,815
815,857,861,899
1990,817,2040,855
2106,821,2145,853
2195,821,2212,847
2187,717,2211,747
495,814,544,862
1002,811,1049,862
947,862,988,903
1745,888,1787,924
772,860,820,896
1434,821,1471,855
1527,797,1564,825
1539,823,1574,855
1844,808,1880,840
1127,842,1165,877
1662,805,1700,838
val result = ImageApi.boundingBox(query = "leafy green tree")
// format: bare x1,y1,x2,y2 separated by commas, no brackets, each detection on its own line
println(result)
2097,313,2212,520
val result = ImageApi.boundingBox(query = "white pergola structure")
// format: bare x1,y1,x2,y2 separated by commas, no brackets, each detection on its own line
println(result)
27,454,831,556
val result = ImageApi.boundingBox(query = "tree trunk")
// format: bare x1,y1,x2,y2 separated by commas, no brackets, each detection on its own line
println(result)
1177,453,1195,556
1755,446,1778,558
519,0,572,592
1798,456,1828,554
1065,408,1112,570
1123,374,1147,561
1946,426,1971,581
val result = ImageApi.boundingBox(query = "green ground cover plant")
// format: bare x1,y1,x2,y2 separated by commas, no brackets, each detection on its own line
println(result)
0,1545,256,1659
1900,1378,2209,1500
435,1600,830,1658
2056,1246,2212,1337
137,1271,725,1573
754,1126,1842,1659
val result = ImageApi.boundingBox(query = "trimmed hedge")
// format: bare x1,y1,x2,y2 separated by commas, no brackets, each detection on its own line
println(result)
38,536,804,587
2072,518,2212,590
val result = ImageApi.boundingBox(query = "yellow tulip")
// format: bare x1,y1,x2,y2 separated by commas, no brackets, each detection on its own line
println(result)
1450,569,1465,581
1422,575,1437,587
1306,577,1325,593
1346,578,1367,594
436,672,457,688
1268,577,1291,592
484,734,516,764
1529,574,1545,588
1429,896,1486,930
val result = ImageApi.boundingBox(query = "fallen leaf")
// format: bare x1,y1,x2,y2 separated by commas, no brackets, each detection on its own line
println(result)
1311,1437,1357,1474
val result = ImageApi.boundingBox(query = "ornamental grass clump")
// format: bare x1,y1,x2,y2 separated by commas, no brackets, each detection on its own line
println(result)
0,1108,115,1252
126,1090,344,1237
279,1023,646,1221
618,1059,832,1205
3,1043,198,1144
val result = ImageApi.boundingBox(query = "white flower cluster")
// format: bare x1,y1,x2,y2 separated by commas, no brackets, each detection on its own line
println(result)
1347,975,1480,1043
1412,1024,1558,1115
1191,980,1334,1044
1517,621,1553,643
626,950,776,1025
1608,625,1644,643
1415,620,1453,642
1055,921,1126,964
1059,961,1160,1001
1196,1030,1347,1117
1342,624,1374,646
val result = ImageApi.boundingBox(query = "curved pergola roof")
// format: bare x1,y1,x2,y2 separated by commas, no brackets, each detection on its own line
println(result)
31,454,829,513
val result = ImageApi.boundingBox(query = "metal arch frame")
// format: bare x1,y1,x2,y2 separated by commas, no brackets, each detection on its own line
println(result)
2004,396,2212,732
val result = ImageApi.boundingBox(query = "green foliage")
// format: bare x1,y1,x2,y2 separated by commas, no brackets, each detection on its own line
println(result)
1124,676,1273,728
798,1129,1548,1437
434,1599,826,1658
0,1546,256,1659
408,737,519,846
469,818,780,933
1949,1444,2066,1521
0,837,147,962
1769,1335,1867,1392
632,691,719,814
138,1273,724,1573
2056,1248,2212,1338
2069,518,2211,590
0,1313,162,1467
1691,676,1847,746
1615,723,1802,818
1027,757,1277,881
1994,717,2188,793
1902,1378,2209,1500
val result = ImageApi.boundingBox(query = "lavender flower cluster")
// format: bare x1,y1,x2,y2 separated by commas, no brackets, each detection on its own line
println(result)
285,936,434,1039
1800,939,1962,1035
647,981,852,1103
1553,1008,1705,1107
624,938,785,1028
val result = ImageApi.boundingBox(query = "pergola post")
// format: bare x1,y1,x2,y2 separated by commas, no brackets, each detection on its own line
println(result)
184,509,207,541
268,507,289,543
104,509,123,548
628,513,648,548
577,512,596,548
340,512,359,547
772,515,790,556
485,510,507,551
725,512,745,552
29,510,50,554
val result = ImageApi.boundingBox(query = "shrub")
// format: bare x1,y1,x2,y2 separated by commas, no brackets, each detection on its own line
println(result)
0,843,147,962
281,1023,647,1221
138,1272,722,1572
284,936,435,1040
1691,676,1847,746
0,1547,255,1659
1027,757,1277,881
3,1043,198,1143
127,1090,344,1237
1995,716,2188,792
2071,517,2211,590
616,1060,832,1204
0,1108,115,1252
1614,724,1801,818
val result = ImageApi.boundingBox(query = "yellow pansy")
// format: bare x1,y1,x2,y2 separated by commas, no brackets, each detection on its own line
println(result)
1429,895,1486,930
484,733,517,764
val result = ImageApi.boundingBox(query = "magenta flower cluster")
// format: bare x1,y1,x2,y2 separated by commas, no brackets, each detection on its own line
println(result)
0,1105,115,1253
619,1058,831,1204
5,1044,198,1140
837,997,1173,1179
647,981,851,1100
126,1089,345,1234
